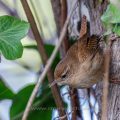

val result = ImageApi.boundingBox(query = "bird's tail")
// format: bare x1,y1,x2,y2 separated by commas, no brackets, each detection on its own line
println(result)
79,15,88,39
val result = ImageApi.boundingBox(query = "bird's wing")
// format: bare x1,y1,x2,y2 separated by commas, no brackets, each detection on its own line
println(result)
87,35,99,50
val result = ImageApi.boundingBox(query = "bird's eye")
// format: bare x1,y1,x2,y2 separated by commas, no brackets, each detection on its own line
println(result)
61,74,67,79
61,66,70,79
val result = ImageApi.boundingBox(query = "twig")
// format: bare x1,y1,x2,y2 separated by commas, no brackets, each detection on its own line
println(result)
21,0,48,64
87,89,93,120
60,1,81,119
60,0,69,57
21,0,66,120
70,88,78,120
11,91,52,120
21,0,77,120
101,37,112,120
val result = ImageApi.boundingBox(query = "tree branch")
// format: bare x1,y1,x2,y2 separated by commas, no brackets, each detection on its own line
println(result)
20,0,67,120
21,0,77,120
60,1,81,119
101,37,111,120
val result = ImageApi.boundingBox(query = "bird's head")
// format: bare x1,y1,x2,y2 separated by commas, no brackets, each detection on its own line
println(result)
50,58,72,87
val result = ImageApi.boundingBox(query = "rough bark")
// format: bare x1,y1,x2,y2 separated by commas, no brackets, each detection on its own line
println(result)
51,0,120,119
108,39,120,120
83,0,120,120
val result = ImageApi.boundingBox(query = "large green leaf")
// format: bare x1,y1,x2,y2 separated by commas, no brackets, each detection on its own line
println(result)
101,4,120,36
10,84,56,120
101,4,120,23
0,15,29,60
10,84,35,119
112,24,120,36
0,78,15,100
28,94,54,120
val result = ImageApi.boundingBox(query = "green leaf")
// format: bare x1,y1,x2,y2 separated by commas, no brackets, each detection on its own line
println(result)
28,95,54,120
10,84,35,119
44,44,60,70
103,23,113,36
0,15,29,60
10,84,56,120
24,45,38,50
0,78,15,100
112,24,120,36
101,3,120,23
28,109,52,120
99,0,102,3
28,85,55,120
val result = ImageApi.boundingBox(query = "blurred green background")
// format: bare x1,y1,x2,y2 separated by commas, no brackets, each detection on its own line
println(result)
0,0,59,120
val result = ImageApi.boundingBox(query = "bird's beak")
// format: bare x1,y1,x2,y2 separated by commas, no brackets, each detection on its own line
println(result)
49,79,61,87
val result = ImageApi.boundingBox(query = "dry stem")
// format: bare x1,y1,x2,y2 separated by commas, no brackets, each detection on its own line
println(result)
60,1,81,119
101,38,111,120
21,0,77,120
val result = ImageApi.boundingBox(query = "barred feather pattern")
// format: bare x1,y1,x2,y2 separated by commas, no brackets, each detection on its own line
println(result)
87,35,99,50
79,15,99,50
79,15,87,38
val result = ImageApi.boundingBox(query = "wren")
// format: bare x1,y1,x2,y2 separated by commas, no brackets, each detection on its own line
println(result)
51,15,104,88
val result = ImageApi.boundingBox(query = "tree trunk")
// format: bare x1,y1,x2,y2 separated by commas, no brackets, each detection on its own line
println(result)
108,39,120,120
83,0,120,120
51,0,120,119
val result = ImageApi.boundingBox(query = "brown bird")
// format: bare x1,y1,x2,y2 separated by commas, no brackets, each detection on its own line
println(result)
51,15,104,88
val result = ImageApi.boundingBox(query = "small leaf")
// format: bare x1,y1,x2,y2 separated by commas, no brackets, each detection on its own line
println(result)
99,0,102,3
101,3,120,23
112,24,120,36
0,78,15,100
103,23,112,36
0,15,29,60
